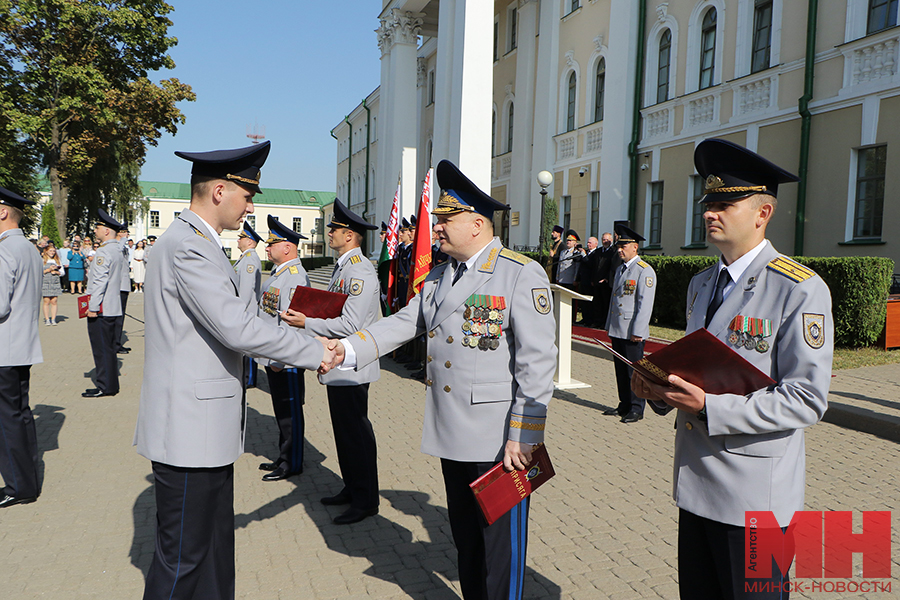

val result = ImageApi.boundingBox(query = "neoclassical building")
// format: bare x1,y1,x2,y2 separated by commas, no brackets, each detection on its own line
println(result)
335,0,898,265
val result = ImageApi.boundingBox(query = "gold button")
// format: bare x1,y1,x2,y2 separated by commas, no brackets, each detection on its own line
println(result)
428,331,435,338
444,385,451,392
425,379,433,386
447,336,454,343
445,361,452,368
686,422,693,431
427,356,433,363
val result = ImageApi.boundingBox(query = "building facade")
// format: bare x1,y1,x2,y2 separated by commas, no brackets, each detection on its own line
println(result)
336,0,898,267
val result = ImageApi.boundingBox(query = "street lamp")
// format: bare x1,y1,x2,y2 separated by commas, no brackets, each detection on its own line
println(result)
537,170,553,265
309,228,317,258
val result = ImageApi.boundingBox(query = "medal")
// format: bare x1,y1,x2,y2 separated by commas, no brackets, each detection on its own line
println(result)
727,331,740,345
490,339,499,350
462,335,471,347
728,315,773,351
756,339,769,353
464,306,472,320
478,337,489,350
462,321,472,333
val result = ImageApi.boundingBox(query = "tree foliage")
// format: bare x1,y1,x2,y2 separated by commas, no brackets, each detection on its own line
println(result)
0,0,195,235
40,201,63,248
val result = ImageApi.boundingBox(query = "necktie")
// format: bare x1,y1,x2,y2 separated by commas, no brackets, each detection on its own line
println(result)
705,268,731,328
452,261,467,286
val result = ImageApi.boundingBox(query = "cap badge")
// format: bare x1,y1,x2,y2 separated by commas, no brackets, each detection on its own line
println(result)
705,174,725,191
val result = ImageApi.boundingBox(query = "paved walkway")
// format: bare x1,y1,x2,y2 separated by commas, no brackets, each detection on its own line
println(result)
1,292,898,599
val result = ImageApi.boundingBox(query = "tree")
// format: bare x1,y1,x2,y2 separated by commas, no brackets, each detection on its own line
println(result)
41,202,63,248
0,0,195,235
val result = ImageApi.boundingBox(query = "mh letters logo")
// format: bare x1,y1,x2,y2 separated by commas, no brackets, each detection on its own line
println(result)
745,511,891,579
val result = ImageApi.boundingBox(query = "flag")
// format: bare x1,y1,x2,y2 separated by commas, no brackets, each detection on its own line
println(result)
408,167,433,301
380,174,402,314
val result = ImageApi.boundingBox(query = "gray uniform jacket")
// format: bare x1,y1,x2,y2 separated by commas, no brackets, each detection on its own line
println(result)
305,247,380,386
0,230,43,366
119,238,132,292
134,210,325,468
556,247,580,284
86,239,124,316
606,258,656,339
233,249,262,312
656,241,833,527
256,257,310,369
346,238,557,462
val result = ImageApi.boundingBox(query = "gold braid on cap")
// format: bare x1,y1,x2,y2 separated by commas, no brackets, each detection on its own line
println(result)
331,220,350,228
703,174,766,195
433,191,476,214
225,170,261,186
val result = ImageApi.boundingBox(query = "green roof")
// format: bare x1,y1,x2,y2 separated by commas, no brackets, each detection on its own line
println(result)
139,181,334,207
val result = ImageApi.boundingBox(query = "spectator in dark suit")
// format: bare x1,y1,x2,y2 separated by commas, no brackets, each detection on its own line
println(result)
592,232,619,328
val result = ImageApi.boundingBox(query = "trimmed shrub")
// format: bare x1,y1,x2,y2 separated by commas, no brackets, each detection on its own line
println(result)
41,202,64,248
641,255,717,329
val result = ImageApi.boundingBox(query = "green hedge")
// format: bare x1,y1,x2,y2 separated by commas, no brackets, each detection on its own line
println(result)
641,254,894,348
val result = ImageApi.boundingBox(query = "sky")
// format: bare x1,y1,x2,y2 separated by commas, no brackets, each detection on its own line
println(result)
140,1,382,192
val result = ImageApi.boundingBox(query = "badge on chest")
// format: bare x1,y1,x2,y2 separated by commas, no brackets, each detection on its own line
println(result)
261,286,280,316
462,294,506,350
727,315,772,353
622,279,636,295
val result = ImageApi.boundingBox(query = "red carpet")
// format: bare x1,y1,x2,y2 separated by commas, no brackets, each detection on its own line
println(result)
571,325,672,354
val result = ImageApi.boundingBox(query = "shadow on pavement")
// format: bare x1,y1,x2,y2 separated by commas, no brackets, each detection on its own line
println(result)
552,388,615,414
830,390,900,413
33,404,65,485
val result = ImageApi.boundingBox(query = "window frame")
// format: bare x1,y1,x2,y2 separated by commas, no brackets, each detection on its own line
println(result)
594,58,606,122
562,195,572,233
507,101,515,153
699,8,718,90
149,210,160,228
751,0,773,73
590,191,600,238
867,0,899,34
657,29,672,104
566,72,577,132
648,182,664,247
852,144,887,240
689,176,707,245
507,5,518,53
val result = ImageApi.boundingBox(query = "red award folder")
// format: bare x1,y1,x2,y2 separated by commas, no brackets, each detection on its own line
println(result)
600,328,776,396
469,444,555,526
77,294,100,318
287,286,348,320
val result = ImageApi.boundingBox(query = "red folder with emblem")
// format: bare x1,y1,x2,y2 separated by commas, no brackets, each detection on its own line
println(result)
77,294,100,318
599,328,776,396
469,444,555,526
288,286,348,320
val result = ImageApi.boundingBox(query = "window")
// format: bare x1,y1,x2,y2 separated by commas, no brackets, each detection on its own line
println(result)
867,0,899,34
292,217,303,235
507,102,514,152
223,247,232,259
246,215,255,229
853,145,887,239
690,176,707,245
494,20,500,61
657,30,672,104
174,211,181,221
699,8,717,89
751,0,773,73
150,210,159,228
562,196,572,232
492,110,497,156
649,182,664,246
566,72,577,132
315,217,324,235
590,191,600,238
569,0,581,13
508,6,518,52
428,69,435,105
594,58,606,122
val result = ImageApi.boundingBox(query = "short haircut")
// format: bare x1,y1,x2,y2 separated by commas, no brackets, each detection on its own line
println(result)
190,174,222,200
750,193,778,211
7,205,24,224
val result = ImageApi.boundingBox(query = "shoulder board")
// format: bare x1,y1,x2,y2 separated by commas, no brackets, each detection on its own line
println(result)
499,248,532,266
289,265,299,275
188,224,210,242
767,256,815,283
349,254,361,265
637,260,650,269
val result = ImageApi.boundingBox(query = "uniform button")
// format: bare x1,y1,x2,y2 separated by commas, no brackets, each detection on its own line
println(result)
686,422,693,431
428,331,435,338
447,336,454,343
425,379,433,386
427,356,433,363
445,361,452,368
444,385,451,392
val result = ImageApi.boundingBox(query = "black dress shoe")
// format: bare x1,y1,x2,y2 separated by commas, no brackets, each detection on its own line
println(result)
333,506,378,525
406,361,424,370
621,411,644,424
411,369,425,381
321,492,352,506
602,408,622,416
117,348,130,354
261,464,301,481
82,388,115,398
258,461,281,472
0,494,37,508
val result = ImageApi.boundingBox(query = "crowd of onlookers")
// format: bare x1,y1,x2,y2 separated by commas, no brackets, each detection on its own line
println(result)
31,234,152,326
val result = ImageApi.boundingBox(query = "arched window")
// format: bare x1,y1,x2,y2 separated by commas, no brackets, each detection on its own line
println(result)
657,30,672,103
492,110,497,156
699,8,717,89
566,72,577,132
507,102,514,152
594,58,606,122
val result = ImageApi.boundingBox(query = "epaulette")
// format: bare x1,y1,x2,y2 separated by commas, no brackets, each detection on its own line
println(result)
189,224,210,242
767,256,815,283
499,248,532,266
637,260,650,269
349,254,361,265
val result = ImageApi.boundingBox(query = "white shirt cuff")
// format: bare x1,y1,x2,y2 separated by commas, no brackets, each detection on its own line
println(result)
338,338,357,370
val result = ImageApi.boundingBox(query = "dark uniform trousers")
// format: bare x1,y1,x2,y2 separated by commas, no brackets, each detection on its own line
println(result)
679,509,790,600
87,315,119,394
592,284,612,328
442,459,529,600
265,366,304,473
143,462,234,600
0,366,40,499
610,337,645,416
114,290,129,351
326,384,378,510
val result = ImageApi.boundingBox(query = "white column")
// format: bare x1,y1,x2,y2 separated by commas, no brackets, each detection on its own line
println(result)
598,0,639,226
432,0,456,166
376,20,393,224
529,0,561,246
508,0,539,248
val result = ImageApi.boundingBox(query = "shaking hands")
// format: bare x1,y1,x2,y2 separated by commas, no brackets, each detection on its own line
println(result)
314,337,346,374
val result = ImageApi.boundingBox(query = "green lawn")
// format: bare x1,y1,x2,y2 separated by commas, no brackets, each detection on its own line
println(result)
647,325,899,371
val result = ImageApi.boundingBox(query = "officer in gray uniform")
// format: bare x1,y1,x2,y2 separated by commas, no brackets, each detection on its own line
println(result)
0,187,43,508
83,209,125,398
256,214,311,482
234,220,262,387
114,222,132,354
332,160,557,600
283,199,381,524
633,139,834,600
134,141,333,600
604,224,656,423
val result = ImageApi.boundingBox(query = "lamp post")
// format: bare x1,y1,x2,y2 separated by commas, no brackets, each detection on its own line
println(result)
309,228,317,258
537,170,553,265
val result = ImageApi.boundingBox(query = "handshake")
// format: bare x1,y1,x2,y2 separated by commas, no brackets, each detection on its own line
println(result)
314,337,346,374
